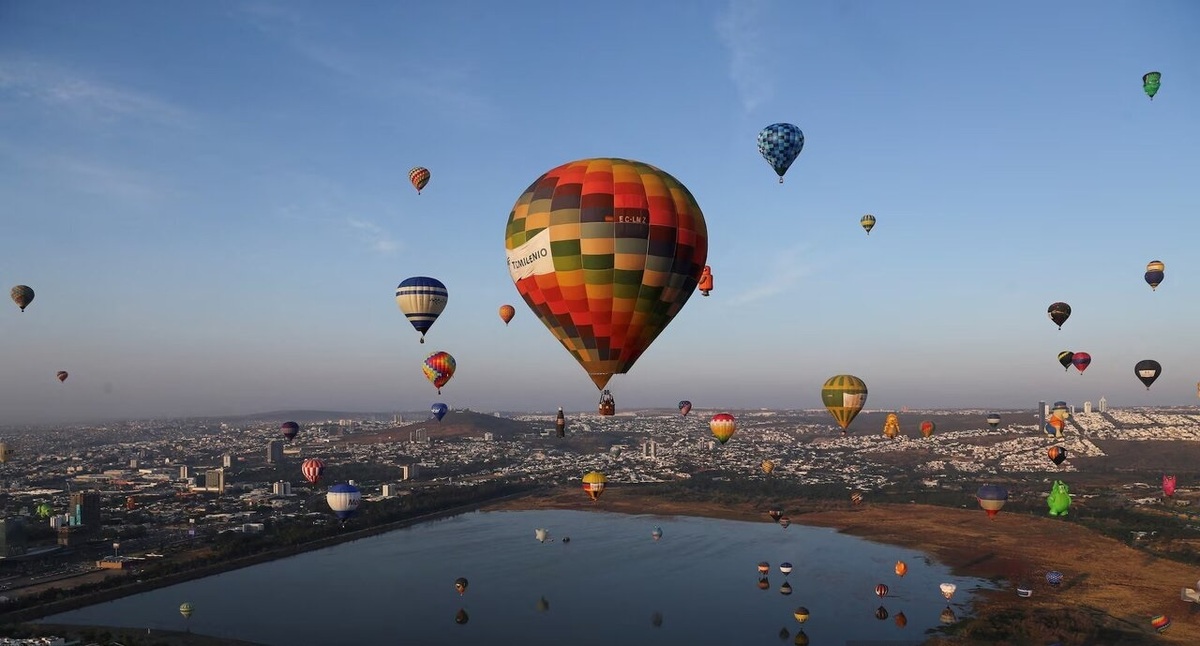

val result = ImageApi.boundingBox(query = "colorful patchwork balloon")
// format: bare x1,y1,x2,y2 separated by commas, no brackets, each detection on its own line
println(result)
422,351,456,394
504,158,708,392
409,166,430,194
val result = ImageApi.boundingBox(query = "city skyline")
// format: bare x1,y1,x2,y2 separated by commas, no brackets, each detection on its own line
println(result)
2,1,1198,425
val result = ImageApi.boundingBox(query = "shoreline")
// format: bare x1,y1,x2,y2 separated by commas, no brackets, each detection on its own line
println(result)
483,487,1197,645
2,488,534,625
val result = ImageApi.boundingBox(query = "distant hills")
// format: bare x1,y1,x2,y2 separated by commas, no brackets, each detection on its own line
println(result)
342,410,541,443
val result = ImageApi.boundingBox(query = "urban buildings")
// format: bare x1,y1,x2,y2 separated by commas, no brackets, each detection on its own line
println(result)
266,440,283,464
205,468,226,494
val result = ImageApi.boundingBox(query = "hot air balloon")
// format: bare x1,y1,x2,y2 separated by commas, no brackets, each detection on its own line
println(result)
537,597,550,612
1143,72,1161,100
301,458,325,484
757,562,770,575
1135,359,1162,390
422,351,456,394
281,421,299,441
768,509,783,522
1047,302,1071,330
409,166,430,194
874,606,889,620
860,214,876,235
326,483,361,521
35,503,52,518
1046,570,1063,586
56,371,68,383
757,577,770,590
535,528,550,543
779,516,791,528
778,627,789,641
986,413,1001,429
850,491,863,506
396,277,448,344
1145,260,1165,290
875,583,889,599
1045,416,1065,437
678,400,692,416
780,562,793,575
894,612,908,628
1151,614,1172,633
882,413,900,439
455,577,469,595
1052,401,1070,421
582,471,607,501
179,602,194,620
555,407,565,437
779,581,793,596
652,526,663,541
454,609,469,625
757,123,805,183
1047,446,1067,465
698,265,713,296
761,459,776,474
821,375,868,432
977,484,1008,518
710,413,736,444
10,285,34,312
498,304,516,325
919,420,935,438
1163,474,1176,498
1071,352,1091,375
598,390,615,415
940,607,957,624
504,158,708,398
431,403,449,422
1047,480,1071,516
794,607,810,624
940,582,957,601
1057,351,1074,371
895,561,908,577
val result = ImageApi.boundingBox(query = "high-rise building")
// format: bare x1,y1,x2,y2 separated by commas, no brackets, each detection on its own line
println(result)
0,518,27,557
1083,401,1092,414
179,465,191,480
266,440,284,464
69,492,101,531
223,454,233,468
0,442,11,464
398,464,420,481
128,458,139,469
642,440,658,458
272,481,292,496
1038,401,1046,431
205,469,226,494
392,413,404,425
382,483,396,497
1098,396,1108,412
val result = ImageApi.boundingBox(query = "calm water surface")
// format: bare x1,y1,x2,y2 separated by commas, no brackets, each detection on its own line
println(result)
43,510,988,645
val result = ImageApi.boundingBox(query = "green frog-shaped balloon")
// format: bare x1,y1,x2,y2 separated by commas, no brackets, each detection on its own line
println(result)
1047,480,1071,516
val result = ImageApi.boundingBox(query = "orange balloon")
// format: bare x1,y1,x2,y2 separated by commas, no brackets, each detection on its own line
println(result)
498,304,515,325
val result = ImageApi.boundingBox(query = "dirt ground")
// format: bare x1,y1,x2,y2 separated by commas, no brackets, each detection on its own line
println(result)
486,488,1198,645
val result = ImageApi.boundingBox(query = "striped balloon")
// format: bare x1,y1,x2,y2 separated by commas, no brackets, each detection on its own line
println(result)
409,166,430,194
301,458,325,485
395,277,448,344
422,351,456,394
821,375,868,431
1150,614,1171,633
860,214,876,235
710,413,736,444
875,583,889,598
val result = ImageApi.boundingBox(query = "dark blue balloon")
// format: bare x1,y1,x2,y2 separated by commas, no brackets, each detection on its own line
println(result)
431,402,449,421
757,123,805,182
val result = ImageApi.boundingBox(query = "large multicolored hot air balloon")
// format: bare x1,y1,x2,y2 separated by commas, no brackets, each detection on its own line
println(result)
678,400,692,416
504,158,708,395
1057,351,1074,371
396,277,448,344
1150,614,1172,633
821,375,868,432
301,458,325,485
1047,302,1071,330
710,413,737,444
422,351,456,394
882,413,900,439
757,123,804,183
1143,72,1161,100
281,421,299,441
919,420,935,438
1145,260,1165,291
977,484,1008,518
56,371,68,383
431,402,448,421
860,214,876,235
582,471,607,501
409,166,431,194
698,265,713,296
1135,360,1162,390
10,285,34,312
498,304,515,325
326,483,361,521
1071,352,1091,375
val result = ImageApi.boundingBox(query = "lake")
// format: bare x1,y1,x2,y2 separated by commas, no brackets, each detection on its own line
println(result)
42,510,988,645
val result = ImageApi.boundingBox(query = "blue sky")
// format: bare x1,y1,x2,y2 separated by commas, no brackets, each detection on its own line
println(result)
1,0,1197,425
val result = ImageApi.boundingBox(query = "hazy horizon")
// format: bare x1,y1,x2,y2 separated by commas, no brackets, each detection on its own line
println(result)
3,1,1198,425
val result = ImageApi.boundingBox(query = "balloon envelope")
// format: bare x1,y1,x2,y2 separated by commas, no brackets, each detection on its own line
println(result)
498,304,516,325
1143,71,1161,99
504,158,708,391
281,421,299,440
301,458,325,485
56,371,68,383
1047,302,1071,329
326,483,361,520
422,351,456,394
860,214,876,234
396,277,448,343
409,166,430,193
1071,352,1091,374
582,471,607,501
678,400,692,416
10,285,34,311
821,375,868,430
431,402,449,421
1134,359,1162,389
710,413,736,444
757,123,805,181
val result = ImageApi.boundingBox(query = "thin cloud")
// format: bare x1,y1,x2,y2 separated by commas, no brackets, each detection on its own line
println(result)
729,244,812,305
346,217,399,254
0,59,190,127
7,149,173,208
714,0,776,114
233,1,496,123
